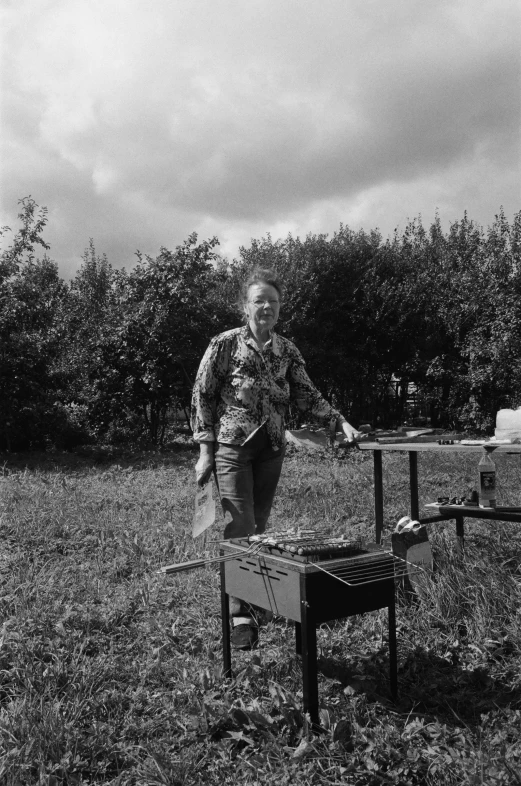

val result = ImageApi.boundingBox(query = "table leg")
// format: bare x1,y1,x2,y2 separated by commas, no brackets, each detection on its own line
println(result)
455,515,465,555
388,595,397,701
374,450,384,543
220,562,232,678
409,451,419,521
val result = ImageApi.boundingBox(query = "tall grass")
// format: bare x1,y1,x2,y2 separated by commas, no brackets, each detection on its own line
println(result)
0,445,520,785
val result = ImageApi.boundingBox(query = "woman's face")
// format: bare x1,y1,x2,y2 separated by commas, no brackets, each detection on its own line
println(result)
244,283,281,335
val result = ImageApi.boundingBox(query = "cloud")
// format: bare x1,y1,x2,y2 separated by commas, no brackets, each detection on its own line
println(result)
1,0,520,274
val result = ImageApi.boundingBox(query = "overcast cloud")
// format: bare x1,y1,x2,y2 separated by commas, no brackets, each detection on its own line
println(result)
1,0,520,275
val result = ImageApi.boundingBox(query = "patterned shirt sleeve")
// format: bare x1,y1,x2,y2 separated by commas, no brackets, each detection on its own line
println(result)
287,343,346,428
190,335,230,442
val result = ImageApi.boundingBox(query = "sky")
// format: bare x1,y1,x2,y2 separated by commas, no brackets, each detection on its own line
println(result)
1,0,520,277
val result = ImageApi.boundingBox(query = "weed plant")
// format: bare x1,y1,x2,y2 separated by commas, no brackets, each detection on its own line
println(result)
0,443,520,784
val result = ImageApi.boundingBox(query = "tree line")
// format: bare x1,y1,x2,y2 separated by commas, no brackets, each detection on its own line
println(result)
1,197,520,451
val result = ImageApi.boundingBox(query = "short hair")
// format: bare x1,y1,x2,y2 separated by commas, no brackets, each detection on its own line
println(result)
239,268,283,311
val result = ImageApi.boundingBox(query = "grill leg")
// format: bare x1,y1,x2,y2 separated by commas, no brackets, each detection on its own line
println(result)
388,595,397,701
300,603,319,725
220,562,232,678
295,621,302,655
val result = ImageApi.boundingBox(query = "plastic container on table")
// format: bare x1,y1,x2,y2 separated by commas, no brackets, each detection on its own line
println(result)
495,407,521,440
478,450,496,508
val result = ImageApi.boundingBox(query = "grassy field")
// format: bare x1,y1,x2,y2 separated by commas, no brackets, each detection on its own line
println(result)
1,439,520,785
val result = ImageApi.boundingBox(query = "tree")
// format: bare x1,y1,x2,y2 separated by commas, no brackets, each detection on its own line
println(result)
0,198,68,449
78,234,228,444
0,196,50,278
456,209,521,429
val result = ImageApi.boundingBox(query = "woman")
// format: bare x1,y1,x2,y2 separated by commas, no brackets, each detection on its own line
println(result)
191,268,360,649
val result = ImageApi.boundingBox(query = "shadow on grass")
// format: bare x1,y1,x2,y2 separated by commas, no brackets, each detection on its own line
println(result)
396,645,521,719
0,440,198,474
317,642,521,725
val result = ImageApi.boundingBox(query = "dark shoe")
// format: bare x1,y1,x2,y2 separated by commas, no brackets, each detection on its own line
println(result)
231,624,258,650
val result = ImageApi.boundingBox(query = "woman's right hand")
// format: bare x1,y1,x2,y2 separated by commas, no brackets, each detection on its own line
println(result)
195,443,215,486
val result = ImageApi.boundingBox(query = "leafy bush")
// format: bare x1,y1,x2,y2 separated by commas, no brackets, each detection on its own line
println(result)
2,197,521,447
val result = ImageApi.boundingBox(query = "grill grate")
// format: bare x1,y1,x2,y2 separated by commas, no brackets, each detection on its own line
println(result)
230,532,428,586
314,553,423,586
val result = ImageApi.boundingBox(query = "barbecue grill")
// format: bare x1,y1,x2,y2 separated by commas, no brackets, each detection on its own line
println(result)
219,533,406,723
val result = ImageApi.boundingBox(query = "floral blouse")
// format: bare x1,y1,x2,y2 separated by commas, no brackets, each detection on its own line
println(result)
191,325,345,449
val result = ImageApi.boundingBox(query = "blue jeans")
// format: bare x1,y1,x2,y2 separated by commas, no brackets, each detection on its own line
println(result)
215,426,285,540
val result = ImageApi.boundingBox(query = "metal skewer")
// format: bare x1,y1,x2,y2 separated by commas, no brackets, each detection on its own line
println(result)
157,530,327,575
157,540,265,575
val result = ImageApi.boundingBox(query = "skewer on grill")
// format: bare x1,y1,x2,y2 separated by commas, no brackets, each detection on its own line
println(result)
245,533,364,557
248,530,319,542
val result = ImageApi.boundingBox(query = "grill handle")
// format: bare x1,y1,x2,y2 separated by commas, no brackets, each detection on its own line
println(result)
157,558,208,574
